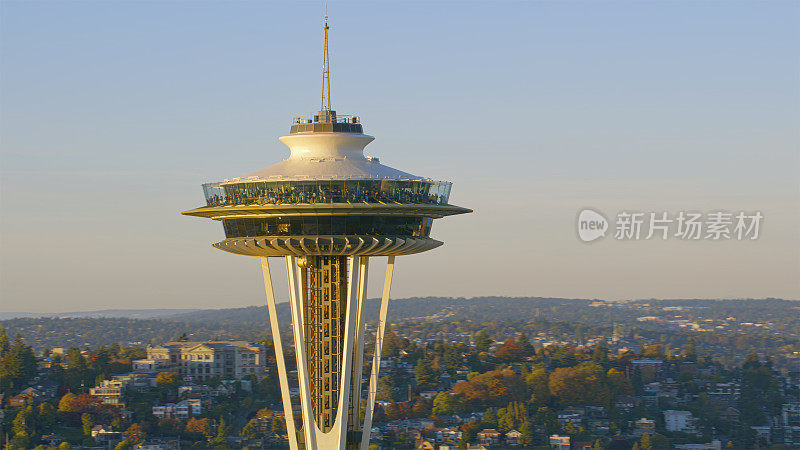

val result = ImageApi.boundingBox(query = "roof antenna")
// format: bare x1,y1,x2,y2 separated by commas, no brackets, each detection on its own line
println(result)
321,3,331,112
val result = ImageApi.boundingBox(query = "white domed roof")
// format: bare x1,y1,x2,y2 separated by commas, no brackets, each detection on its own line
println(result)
225,132,424,183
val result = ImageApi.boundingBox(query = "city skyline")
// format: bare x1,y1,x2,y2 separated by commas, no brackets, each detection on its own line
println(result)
1,1,799,313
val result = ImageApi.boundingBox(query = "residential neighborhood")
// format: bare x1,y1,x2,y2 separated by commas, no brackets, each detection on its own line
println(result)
1,320,798,449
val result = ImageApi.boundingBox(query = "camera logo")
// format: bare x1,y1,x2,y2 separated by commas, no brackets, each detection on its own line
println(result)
577,209,608,242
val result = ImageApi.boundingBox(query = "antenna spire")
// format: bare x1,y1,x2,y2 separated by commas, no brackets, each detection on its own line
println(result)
321,12,331,112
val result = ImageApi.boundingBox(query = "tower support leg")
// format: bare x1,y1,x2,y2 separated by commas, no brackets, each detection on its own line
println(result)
260,257,299,450
359,256,395,450
348,256,369,438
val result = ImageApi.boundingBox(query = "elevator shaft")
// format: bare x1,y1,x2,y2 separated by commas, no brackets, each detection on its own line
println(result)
300,256,348,432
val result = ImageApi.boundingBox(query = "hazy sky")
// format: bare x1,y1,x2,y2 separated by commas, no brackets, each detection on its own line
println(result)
1,1,798,313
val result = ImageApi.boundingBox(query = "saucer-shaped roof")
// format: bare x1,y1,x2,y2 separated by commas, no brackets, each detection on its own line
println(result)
223,125,426,183
230,153,423,182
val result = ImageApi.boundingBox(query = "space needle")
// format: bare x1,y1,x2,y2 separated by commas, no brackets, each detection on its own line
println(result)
183,16,470,450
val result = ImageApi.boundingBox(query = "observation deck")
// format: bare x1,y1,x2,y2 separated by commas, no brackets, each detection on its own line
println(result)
289,110,363,134
183,109,471,257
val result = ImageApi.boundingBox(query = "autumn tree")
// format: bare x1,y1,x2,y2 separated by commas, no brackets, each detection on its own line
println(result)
384,402,412,421
185,417,214,438
640,344,664,359
549,362,608,405
125,423,145,444
58,393,78,412
156,372,181,389
495,339,523,362
81,413,94,436
12,405,35,438
157,418,183,436
452,368,527,408
411,399,431,418
242,420,258,439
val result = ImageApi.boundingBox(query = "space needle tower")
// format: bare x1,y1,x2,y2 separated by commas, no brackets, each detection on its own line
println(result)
183,16,470,450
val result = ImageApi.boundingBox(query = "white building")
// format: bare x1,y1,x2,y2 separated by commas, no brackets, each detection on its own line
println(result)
152,399,202,419
132,358,172,371
90,380,126,406
435,427,462,444
146,341,265,380
664,410,697,433
549,434,570,450
634,417,656,436
674,440,722,450
783,402,800,426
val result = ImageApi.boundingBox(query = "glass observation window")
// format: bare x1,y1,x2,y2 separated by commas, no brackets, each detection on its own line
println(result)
202,179,452,207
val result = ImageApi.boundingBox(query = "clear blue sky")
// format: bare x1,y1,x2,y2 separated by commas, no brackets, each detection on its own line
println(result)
1,1,798,312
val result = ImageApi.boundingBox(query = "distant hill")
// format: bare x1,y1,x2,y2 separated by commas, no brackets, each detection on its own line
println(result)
0,309,199,321
2,297,796,351
161,296,597,324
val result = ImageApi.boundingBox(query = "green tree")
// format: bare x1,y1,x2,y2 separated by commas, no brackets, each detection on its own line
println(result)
0,326,10,357
415,359,438,391
38,403,56,430
242,420,258,439
526,366,551,405
532,406,559,435
382,327,401,357
473,330,491,353
591,344,609,365
13,406,35,437
0,335,37,392
432,392,464,415
8,434,30,450
482,407,498,428
683,337,697,361
651,433,670,449
376,375,396,402
210,418,230,446
519,420,535,446
517,332,535,357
